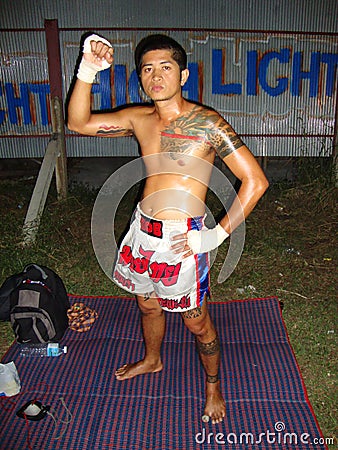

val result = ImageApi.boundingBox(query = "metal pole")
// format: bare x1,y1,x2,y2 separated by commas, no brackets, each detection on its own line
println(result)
45,19,68,199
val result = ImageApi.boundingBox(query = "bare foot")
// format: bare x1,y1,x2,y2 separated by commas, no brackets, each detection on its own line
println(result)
115,359,163,381
203,381,226,424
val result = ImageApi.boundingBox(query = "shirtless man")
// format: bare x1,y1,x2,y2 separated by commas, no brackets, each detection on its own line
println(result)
67,33,269,424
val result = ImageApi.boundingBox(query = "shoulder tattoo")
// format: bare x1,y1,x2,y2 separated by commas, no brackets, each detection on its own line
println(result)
207,116,244,159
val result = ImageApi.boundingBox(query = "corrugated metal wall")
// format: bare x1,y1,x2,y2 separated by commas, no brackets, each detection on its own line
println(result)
1,0,337,158
1,0,337,32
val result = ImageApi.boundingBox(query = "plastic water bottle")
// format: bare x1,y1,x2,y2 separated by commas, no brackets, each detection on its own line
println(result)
19,343,67,358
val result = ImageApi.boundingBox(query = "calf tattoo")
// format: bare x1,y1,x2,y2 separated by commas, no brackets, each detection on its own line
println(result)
196,336,221,383
195,335,220,356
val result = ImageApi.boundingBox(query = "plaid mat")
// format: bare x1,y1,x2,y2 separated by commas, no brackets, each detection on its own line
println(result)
0,296,327,449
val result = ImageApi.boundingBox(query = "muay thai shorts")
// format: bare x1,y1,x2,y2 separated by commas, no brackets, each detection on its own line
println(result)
112,204,210,312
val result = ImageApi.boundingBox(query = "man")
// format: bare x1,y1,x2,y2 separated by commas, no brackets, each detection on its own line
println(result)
67,33,269,424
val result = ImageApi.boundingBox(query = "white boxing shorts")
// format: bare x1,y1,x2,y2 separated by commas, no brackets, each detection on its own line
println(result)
112,204,210,312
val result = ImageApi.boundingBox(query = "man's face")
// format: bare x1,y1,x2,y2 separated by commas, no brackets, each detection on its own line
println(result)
140,49,189,102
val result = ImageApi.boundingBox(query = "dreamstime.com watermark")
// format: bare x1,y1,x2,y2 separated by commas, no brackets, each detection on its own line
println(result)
195,421,335,446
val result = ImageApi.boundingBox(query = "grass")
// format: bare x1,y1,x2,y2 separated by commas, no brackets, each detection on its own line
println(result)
0,162,337,446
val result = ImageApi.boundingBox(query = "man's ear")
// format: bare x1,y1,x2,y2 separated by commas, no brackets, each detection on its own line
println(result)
180,68,189,86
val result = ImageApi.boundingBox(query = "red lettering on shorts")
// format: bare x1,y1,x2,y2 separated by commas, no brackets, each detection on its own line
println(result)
149,261,182,286
118,244,181,287
113,270,135,291
118,245,154,274
140,216,163,238
158,295,191,310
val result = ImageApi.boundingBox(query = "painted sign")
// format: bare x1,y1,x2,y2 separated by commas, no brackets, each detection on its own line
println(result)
0,31,337,157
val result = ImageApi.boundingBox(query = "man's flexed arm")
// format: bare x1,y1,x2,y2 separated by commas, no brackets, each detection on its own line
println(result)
67,34,132,137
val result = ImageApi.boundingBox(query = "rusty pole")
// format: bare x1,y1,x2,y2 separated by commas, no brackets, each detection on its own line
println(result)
45,18,68,199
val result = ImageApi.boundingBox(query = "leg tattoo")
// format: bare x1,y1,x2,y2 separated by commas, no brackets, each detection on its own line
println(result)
181,306,203,319
206,374,219,383
196,335,221,384
195,335,220,356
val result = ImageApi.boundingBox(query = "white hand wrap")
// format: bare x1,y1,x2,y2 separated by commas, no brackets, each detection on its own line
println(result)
77,34,112,84
187,224,229,254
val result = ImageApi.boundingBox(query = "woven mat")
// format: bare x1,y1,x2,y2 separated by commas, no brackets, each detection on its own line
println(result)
0,296,327,449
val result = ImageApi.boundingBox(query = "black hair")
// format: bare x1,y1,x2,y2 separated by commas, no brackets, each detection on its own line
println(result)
134,34,187,76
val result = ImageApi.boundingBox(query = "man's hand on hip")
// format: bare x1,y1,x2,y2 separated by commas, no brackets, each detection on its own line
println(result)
171,224,229,258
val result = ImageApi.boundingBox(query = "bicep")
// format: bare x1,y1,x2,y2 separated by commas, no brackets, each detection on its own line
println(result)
207,116,264,181
85,110,134,137
223,145,267,185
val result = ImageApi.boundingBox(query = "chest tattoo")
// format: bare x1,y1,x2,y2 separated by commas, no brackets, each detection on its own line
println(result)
160,106,243,160
160,107,211,160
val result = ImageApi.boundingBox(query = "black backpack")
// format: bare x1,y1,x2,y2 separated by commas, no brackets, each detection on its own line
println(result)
0,264,70,344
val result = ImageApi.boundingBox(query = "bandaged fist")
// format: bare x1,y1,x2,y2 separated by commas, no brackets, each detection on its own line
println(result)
187,224,229,254
77,34,113,84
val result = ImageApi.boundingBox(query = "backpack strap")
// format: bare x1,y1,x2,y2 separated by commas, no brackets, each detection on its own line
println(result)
24,264,48,280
